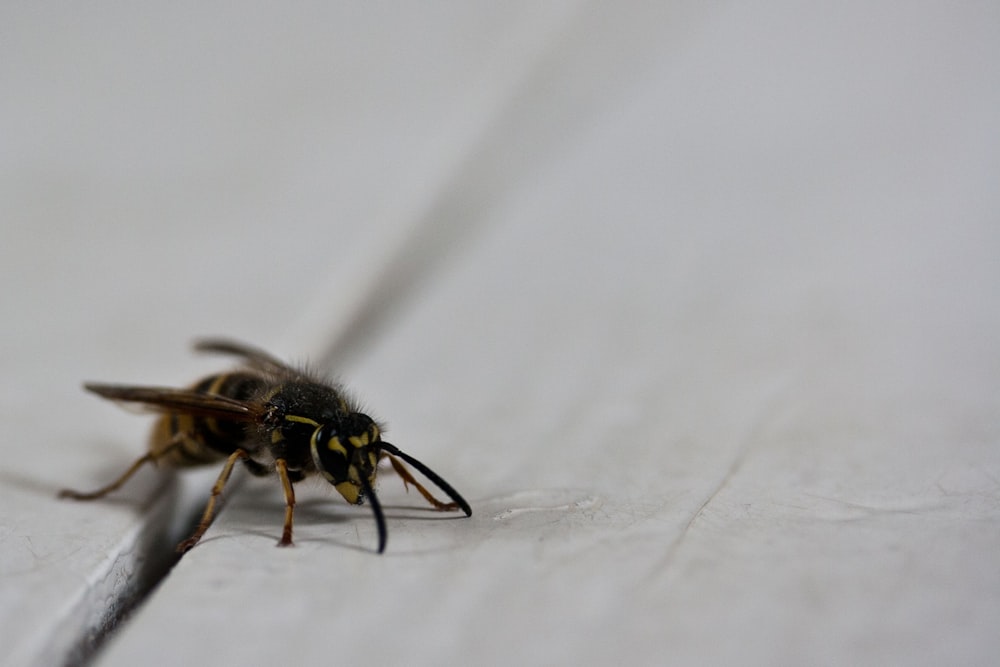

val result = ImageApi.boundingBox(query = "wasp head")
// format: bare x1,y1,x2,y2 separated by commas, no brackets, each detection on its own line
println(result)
309,413,382,505
308,411,471,554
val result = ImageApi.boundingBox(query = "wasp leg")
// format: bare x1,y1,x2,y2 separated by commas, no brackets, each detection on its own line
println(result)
274,458,296,547
58,434,187,500
384,454,461,511
177,448,249,553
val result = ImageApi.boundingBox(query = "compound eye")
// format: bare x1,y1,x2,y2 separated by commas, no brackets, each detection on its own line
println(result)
310,424,349,483
314,423,337,446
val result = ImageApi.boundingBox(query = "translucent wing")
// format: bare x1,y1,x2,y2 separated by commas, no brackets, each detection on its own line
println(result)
84,383,265,421
193,338,302,377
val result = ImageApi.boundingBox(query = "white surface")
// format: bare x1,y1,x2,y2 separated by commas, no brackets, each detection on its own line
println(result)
2,3,998,666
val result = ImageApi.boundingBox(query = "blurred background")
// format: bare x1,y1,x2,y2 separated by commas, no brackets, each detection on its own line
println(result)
2,3,998,665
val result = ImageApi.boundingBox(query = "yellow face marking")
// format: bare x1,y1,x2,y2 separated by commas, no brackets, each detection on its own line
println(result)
335,481,360,504
326,439,347,456
348,433,370,449
271,430,284,444
309,426,347,456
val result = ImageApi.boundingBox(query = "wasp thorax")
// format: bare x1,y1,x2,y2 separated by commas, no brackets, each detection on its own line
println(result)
309,415,381,505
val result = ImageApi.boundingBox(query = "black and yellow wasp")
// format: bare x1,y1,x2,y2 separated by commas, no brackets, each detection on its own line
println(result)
60,339,471,554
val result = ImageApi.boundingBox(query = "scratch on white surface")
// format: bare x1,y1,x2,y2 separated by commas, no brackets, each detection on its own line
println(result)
794,495,942,520
652,381,791,580
492,490,603,521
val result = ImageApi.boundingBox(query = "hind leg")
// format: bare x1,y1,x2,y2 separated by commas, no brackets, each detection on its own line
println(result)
59,434,188,500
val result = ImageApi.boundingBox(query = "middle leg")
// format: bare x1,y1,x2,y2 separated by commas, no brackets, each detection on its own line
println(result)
275,458,296,547
177,448,249,553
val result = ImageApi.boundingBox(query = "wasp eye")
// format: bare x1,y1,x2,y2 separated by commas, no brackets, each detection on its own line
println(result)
314,423,337,444
310,424,349,483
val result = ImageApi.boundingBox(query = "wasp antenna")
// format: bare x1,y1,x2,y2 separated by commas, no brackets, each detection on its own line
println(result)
360,474,387,554
380,443,472,517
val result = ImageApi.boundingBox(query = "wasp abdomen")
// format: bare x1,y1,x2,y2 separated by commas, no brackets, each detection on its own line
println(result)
151,372,267,467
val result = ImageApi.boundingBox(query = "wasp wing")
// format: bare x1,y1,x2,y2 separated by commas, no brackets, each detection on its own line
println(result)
193,338,302,378
84,383,265,421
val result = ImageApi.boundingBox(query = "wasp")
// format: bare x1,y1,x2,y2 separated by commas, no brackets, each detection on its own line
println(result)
60,339,471,554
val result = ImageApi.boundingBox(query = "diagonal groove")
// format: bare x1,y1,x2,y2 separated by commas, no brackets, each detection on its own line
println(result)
61,6,710,662
52,480,181,667
287,6,585,368
60,473,247,667
66,9,586,666
286,3,697,368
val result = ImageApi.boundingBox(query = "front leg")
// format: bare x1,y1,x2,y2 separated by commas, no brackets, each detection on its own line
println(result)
275,458,296,547
385,454,461,511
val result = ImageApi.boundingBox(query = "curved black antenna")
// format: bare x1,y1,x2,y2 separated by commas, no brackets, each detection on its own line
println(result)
381,442,472,517
359,474,387,554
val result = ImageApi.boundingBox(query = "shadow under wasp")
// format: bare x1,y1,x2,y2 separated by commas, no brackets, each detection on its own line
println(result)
60,339,471,554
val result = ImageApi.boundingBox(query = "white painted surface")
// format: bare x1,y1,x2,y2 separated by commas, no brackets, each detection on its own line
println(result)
2,3,998,666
